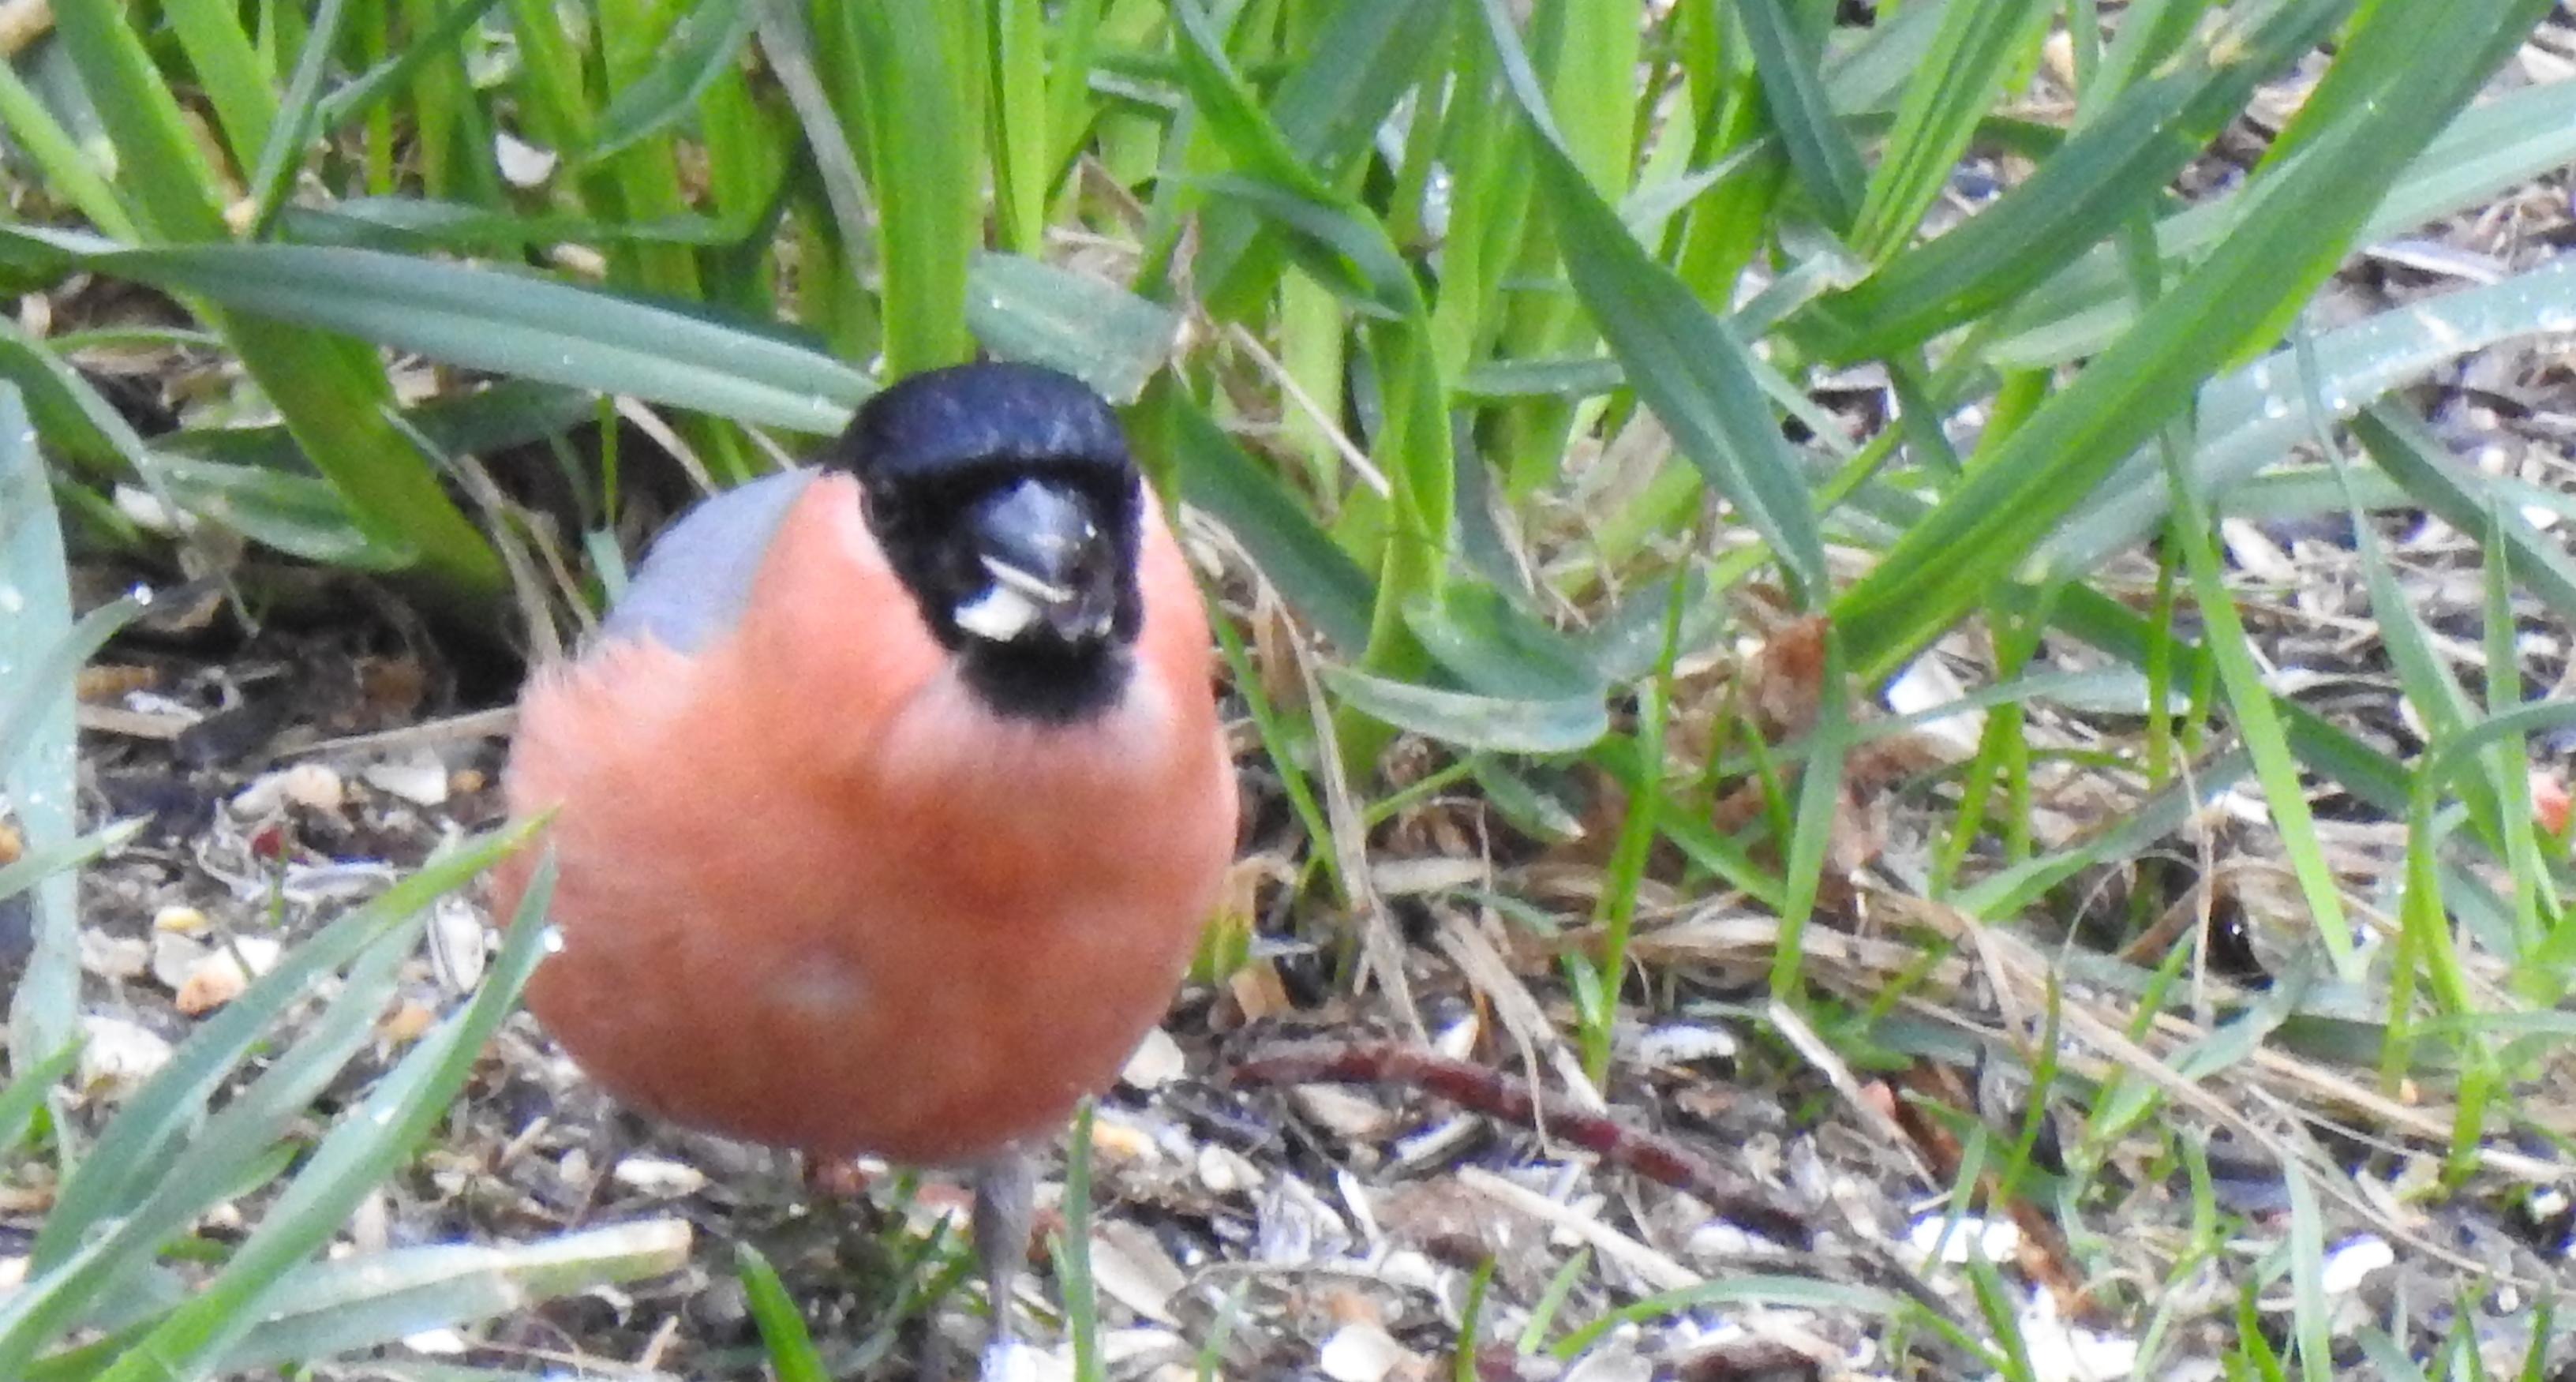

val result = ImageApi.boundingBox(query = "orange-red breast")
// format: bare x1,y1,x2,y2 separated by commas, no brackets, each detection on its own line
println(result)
492,362,1237,1372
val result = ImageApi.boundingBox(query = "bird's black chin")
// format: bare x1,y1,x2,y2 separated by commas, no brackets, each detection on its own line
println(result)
957,640,1132,724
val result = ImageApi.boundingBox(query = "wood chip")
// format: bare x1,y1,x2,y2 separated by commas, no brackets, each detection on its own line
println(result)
174,936,283,1015
363,751,452,807
1120,1026,1187,1090
611,1156,710,1197
1317,1321,1421,1382
1088,1219,1187,1325
78,1015,174,1096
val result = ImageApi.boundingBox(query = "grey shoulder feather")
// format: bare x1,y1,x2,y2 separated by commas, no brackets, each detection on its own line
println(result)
597,469,818,654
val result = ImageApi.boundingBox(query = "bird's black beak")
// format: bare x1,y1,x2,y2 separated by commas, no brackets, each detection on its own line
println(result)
954,478,1117,643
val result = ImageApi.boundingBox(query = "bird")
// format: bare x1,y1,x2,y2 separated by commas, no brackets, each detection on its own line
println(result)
490,361,1239,1375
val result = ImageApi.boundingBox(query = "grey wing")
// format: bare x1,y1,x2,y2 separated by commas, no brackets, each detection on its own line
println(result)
597,469,818,654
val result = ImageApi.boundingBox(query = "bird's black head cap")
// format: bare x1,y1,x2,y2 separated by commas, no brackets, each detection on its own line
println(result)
823,362,1145,724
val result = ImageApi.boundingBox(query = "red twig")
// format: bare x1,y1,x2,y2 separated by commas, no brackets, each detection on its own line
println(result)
1232,1038,1812,1249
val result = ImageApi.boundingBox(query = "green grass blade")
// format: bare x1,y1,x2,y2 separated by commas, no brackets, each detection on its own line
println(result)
241,1226,692,1370
0,383,88,1089
758,2,875,361
2479,501,2548,961
2283,1148,2332,1382
1953,750,2250,931
0,821,146,911
0,228,864,432
2356,402,2576,630
1803,0,2353,362
27,1223,695,1380
2046,584,2413,818
498,0,597,156
1041,0,1110,182
0,916,426,1370
163,0,276,176
1474,0,1827,609
244,0,354,237
850,1,981,377
991,0,1050,256
1823,0,1953,114
1836,0,2547,684
967,252,1181,404
1320,668,1608,755
1769,625,1849,997
2084,0,2215,120
2039,256,2576,579
1406,584,1601,700
1549,0,1642,193
52,2,230,242
1549,1275,1911,1361
2423,704,2576,822
1736,0,1863,230
1164,394,1375,651
0,59,137,240
91,856,558,1381
2333,430,2493,833
1848,0,2054,261
0,1040,80,1161
47,6,505,599
0,595,144,779
2166,468,2355,976
583,0,758,164
736,1243,829,1382
314,0,509,133
1192,0,1450,316
1991,78,2576,370
22,825,534,1276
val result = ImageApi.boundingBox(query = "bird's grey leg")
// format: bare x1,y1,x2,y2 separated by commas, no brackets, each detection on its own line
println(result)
972,1148,1038,1380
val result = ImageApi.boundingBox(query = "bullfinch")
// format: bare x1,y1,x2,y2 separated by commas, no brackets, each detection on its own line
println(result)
492,361,1239,1374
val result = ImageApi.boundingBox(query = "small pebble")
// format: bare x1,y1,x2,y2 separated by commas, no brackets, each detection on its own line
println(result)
174,936,283,1015
1196,1144,1261,1196
233,763,344,816
79,931,150,980
611,1155,710,1197
426,895,487,994
363,751,451,807
78,1015,174,1096
494,131,558,187
377,998,438,1045
1119,1026,1185,1089
1633,1022,1739,1068
1908,1213,2020,1265
1316,1321,1417,1382
2320,1234,2394,1294
1290,1084,1397,1140
402,1329,470,1356
151,932,208,991
1088,1220,1187,1324
279,763,346,811
152,904,210,934
1088,1111,1161,1165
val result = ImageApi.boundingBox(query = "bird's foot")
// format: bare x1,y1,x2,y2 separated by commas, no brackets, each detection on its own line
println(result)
978,1333,1048,1382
